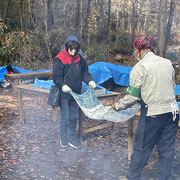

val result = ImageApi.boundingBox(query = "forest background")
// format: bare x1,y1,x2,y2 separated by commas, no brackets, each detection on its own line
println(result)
0,0,180,70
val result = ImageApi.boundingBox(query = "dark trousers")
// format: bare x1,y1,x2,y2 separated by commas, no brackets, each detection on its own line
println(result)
60,97,79,141
127,112,179,180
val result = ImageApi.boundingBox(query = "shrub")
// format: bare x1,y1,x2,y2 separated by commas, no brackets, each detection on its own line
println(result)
86,42,108,64
109,29,133,55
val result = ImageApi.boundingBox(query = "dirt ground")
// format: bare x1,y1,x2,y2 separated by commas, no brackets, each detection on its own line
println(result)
0,88,180,180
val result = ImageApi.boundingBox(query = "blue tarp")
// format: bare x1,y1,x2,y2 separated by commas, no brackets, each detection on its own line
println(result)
30,78,111,94
89,62,132,86
0,65,51,82
0,62,132,87
1,62,180,96
178,102,180,109
175,85,180,96
0,66,7,82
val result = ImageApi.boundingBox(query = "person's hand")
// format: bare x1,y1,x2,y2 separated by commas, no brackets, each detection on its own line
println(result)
89,81,96,88
62,85,71,92
111,103,116,110
111,103,119,111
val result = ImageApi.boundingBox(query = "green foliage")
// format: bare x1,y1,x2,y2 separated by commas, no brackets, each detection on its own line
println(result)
0,0,20,31
0,30,43,69
0,28,68,70
0,31,24,66
109,29,133,55
86,42,108,64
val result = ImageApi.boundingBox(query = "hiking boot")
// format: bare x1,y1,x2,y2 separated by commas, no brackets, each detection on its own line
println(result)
68,137,81,148
60,139,68,148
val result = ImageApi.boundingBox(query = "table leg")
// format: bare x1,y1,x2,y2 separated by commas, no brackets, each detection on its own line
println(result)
79,110,83,142
18,89,24,123
128,118,133,161
111,97,116,138
12,79,19,92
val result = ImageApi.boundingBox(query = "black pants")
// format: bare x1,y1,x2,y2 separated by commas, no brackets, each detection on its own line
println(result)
60,97,79,141
127,112,179,180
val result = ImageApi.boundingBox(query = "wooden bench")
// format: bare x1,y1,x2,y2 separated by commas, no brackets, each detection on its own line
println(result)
5,71,52,90
15,84,134,160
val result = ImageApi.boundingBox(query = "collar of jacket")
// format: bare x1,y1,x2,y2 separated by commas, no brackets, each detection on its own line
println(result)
142,51,154,59
56,48,80,64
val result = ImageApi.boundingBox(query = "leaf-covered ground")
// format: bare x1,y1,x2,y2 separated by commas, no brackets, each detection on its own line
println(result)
0,88,180,180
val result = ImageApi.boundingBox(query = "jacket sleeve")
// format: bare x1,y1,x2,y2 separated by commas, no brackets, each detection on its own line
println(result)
115,64,145,110
52,57,65,89
81,56,93,84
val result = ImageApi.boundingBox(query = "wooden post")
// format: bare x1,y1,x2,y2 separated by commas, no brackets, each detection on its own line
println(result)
128,118,133,161
12,79,19,92
111,96,116,138
18,89,24,123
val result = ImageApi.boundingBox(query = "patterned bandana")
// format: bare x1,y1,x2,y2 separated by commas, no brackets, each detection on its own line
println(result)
133,36,154,52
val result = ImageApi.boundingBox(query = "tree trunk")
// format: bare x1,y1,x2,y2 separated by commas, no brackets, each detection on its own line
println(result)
157,0,168,57
107,0,111,36
165,0,175,46
75,0,81,35
3,0,10,25
145,0,153,35
47,0,54,30
130,0,138,44
82,0,91,42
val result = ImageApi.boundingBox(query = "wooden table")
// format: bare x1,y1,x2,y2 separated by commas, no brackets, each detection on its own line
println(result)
15,84,134,160
5,71,52,90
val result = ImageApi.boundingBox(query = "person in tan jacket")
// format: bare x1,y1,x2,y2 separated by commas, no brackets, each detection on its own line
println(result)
112,36,179,180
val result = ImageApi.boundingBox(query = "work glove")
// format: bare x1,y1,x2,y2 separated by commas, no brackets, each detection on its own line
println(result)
89,81,96,88
62,85,71,92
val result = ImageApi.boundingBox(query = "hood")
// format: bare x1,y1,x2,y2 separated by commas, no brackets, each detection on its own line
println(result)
65,36,79,44
61,36,80,51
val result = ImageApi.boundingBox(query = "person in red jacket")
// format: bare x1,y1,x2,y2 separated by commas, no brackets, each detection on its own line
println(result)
53,36,96,148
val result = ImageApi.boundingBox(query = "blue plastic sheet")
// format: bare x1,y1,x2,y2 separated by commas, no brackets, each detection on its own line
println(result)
89,62,132,86
29,78,54,90
0,66,7,82
175,85,180,96
178,102,180,109
29,78,111,94
0,65,51,82
1,63,180,97
1,62,132,86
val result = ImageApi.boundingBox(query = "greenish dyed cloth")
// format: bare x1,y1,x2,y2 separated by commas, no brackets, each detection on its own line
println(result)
70,87,140,123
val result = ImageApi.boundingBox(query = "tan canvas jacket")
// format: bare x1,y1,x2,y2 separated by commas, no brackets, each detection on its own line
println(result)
115,52,179,116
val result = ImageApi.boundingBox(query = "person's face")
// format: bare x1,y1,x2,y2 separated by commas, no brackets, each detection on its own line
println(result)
68,48,76,56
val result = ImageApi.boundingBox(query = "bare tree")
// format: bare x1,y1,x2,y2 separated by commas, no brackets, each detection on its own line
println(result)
107,0,111,35
47,0,54,30
165,0,175,46
17,0,28,33
157,0,168,57
130,0,147,43
82,0,91,42
74,0,81,35
3,0,10,25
